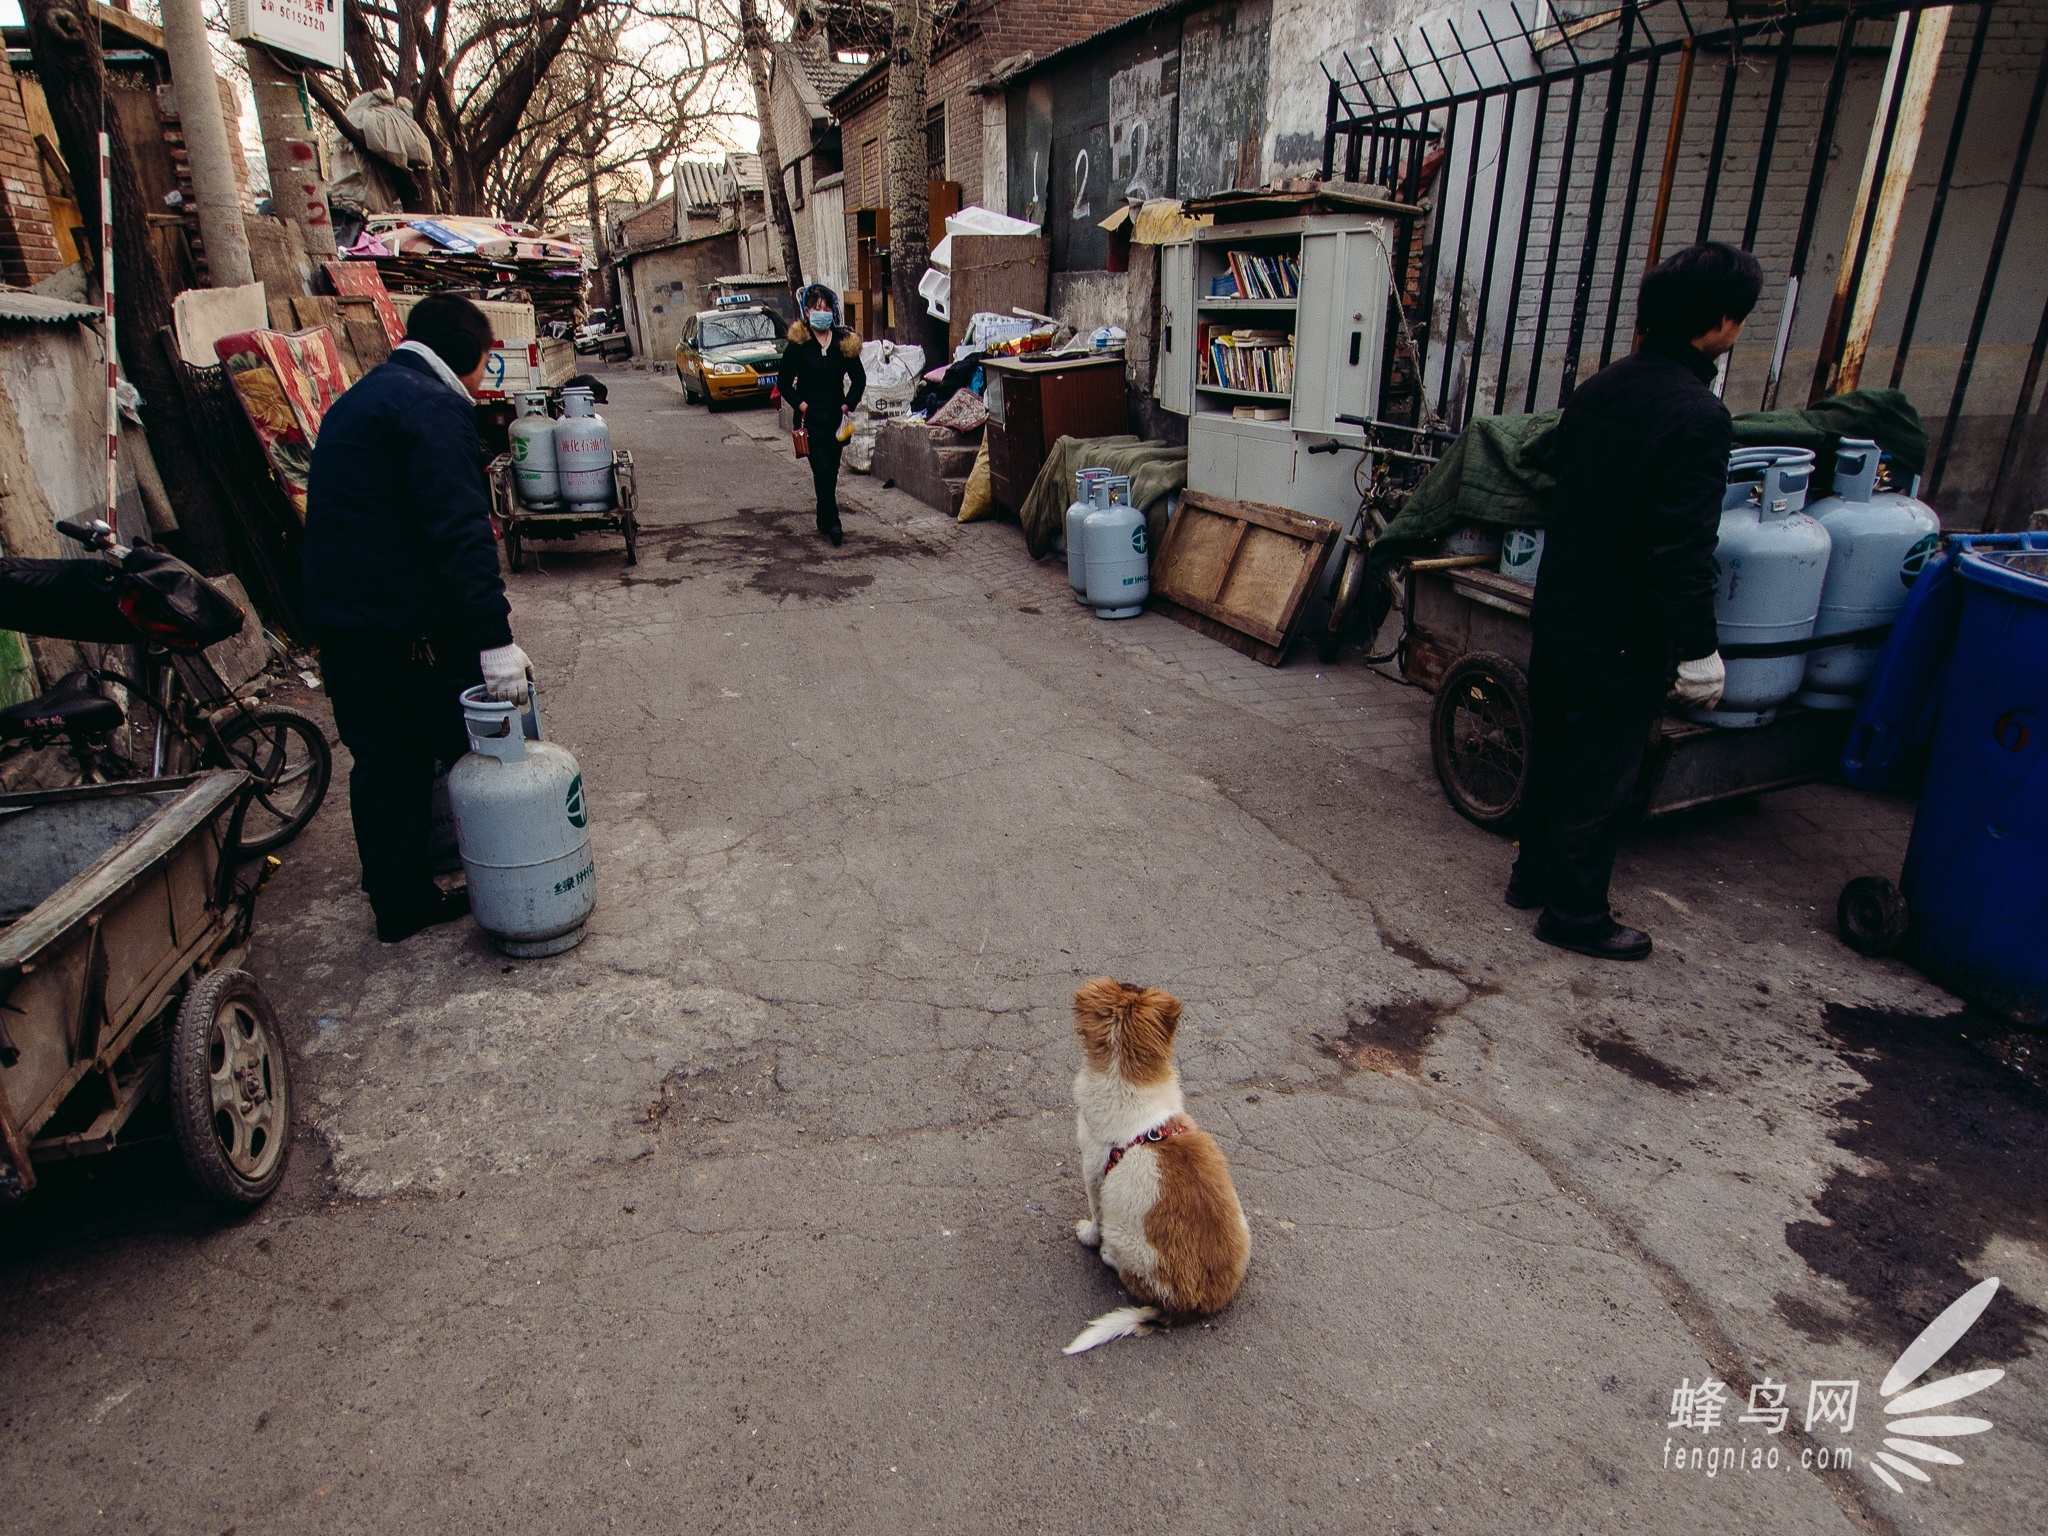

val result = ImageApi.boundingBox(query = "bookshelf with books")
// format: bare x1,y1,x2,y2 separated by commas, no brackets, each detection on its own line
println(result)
1189,232,1308,421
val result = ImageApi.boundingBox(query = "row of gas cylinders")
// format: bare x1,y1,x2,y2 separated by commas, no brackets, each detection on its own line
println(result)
1701,438,1939,727
1063,470,1151,618
508,386,615,511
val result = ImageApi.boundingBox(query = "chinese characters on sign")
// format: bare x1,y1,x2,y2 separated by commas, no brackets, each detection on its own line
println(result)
227,0,345,71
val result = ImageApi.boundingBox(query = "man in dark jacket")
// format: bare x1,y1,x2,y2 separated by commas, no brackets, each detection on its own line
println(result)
1509,243,1762,961
305,294,532,942
783,284,866,545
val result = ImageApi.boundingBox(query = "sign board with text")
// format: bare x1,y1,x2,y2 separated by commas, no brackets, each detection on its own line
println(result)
228,0,345,71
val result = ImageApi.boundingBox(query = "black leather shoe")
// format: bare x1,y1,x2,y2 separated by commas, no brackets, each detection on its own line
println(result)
1534,915,1652,962
375,886,470,944
827,523,844,547
1504,876,1543,910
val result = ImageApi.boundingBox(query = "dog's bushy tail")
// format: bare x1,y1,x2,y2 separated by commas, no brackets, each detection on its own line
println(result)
1063,1305,1161,1355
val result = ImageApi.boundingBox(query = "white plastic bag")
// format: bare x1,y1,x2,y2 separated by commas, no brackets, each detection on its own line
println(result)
859,339,926,403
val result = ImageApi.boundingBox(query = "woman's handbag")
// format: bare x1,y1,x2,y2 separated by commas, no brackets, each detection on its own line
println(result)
791,423,809,459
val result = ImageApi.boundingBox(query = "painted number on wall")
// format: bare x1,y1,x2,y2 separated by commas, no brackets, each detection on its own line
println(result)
1071,149,1091,222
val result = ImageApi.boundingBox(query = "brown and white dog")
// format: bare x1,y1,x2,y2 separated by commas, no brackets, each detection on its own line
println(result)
1065,978,1250,1354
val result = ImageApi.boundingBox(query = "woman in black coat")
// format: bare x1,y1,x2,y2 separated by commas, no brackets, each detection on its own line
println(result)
783,284,867,545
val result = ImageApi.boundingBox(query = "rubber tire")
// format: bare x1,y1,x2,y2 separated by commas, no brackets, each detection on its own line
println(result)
169,969,291,1207
1431,651,1533,832
1838,876,1909,957
623,507,639,566
506,520,525,572
208,706,332,855
1319,544,1369,664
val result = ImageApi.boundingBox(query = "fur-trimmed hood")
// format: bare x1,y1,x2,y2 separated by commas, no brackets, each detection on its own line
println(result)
788,320,863,358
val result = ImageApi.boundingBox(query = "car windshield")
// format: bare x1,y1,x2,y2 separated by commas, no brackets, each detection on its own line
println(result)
698,312,779,349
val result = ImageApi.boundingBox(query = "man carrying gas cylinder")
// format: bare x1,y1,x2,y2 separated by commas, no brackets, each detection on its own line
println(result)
1508,243,1762,961
304,293,534,943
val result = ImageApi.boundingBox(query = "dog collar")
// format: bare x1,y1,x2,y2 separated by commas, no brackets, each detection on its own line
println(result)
1104,1119,1191,1178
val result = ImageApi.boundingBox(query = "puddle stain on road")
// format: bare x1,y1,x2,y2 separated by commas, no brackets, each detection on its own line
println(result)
1776,1003,2048,1367
1576,1028,1706,1094
626,509,941,603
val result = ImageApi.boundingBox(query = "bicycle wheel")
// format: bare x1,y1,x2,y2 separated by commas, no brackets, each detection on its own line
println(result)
1319,542,1369,664
208,706,332,853
1430,652,1532,831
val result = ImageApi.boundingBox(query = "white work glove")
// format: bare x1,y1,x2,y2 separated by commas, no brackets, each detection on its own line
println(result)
1671,652,1726,710
479,643,532,704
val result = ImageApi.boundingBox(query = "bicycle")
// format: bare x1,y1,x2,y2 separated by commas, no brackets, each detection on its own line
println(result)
0,520,331,854
1311,414,1456,664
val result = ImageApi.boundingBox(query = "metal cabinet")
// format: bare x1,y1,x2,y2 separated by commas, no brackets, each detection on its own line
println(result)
1292,227,1390,437
1155,239,1195,415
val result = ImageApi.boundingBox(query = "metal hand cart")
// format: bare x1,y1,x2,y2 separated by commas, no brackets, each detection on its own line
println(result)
489,450,638,572
0,770,292,1207
1405,560,1852,829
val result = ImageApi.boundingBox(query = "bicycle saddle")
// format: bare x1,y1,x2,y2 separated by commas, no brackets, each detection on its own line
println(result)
0,669,124,740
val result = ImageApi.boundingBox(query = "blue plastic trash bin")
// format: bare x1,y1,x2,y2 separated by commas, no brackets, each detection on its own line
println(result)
1899,533,2048,1024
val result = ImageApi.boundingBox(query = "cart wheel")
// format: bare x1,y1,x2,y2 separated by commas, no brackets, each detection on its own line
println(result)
506,520,525,573
209,706,332,855
1838,876,1909,957
170,969,291,1207
1431,651,1532,832
623,507,639,566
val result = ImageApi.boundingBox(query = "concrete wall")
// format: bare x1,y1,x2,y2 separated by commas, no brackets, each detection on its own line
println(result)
619,232,744,362
0,320,113,530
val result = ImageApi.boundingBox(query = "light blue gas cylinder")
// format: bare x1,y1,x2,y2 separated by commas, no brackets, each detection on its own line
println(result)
553,386,613,512
1691,448,1831,728
1083,476,1149,619
1067,468,1110,601
448,684,595,956
509,391,563,507
1796,439,1941,710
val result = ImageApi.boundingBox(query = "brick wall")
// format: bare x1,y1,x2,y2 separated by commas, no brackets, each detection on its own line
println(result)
0,54,64,285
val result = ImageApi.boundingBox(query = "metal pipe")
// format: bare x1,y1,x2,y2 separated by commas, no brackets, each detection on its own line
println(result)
1893,0,1993,389
1321,78,1340,181
1524,71,1587,411
1644,38,1694,270
1832,8,1950,397
1760,12,1858,411
1560,2,1640,402
1691,37,1742,243
1740,23,1798,251
1601,48,1664,366
1929,41,2048,497
1809,11,1921,405
1496,77,1554,414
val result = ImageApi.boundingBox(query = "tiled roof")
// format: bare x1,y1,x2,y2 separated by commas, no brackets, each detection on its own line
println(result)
779,38,870,105
675,160,728,210
727,153,764,193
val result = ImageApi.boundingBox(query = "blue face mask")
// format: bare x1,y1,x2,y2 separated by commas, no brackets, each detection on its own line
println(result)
807,310,833,332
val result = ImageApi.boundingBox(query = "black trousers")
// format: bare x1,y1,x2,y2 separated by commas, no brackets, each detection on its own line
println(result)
316,628,482,916
804,411,843,530
1512,637,1670,934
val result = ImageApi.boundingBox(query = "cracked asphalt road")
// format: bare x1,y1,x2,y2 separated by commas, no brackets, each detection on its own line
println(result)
3,366,2041,1534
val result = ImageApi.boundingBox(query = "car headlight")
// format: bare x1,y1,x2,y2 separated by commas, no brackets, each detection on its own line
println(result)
710,363,750,376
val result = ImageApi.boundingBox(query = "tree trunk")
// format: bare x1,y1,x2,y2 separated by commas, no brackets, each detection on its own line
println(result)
22,0,236,574
884,0,932,345
738,0,803,300
246,43,337,259
157,0,255,287
582,137,606,315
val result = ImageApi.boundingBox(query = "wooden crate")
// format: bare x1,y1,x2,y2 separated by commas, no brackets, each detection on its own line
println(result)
1147,489,1340,666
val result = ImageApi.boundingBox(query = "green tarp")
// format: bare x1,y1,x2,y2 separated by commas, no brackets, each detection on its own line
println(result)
1370,388,1929,573
1018,436,1188,559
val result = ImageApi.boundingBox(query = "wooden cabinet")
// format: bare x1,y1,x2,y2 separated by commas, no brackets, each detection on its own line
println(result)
984,355,1129,512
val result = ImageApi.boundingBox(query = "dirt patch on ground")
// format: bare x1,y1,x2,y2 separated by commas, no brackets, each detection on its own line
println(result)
1317,998,1459,1076
1774,1004,2048,1367
638,509,938,603
1576,1029,1705,1094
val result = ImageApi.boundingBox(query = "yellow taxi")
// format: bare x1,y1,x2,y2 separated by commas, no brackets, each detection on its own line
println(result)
674,300,785,410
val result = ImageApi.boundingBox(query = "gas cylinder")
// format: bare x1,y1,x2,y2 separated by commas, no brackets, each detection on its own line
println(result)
1795,438,1941,710
1066,468,1109,600
1723,446,1781,510
1498,528,1544,585
1083,476,1148,619
508,391,562,507
448,685,595,957
1692,449,1831,728
553,386,613,512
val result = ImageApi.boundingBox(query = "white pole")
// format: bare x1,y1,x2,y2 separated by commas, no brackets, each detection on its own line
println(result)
102,130,117,525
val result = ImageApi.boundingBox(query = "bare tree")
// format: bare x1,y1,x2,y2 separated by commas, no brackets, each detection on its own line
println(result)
883,0,929,343
737,0,800,295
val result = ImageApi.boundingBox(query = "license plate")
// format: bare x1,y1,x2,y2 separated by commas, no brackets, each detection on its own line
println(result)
756,374,776,389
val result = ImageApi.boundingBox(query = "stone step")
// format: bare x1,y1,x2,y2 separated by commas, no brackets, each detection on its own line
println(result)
932,445,979,478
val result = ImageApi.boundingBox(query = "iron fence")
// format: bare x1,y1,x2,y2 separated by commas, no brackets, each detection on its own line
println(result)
1322,0,2048,525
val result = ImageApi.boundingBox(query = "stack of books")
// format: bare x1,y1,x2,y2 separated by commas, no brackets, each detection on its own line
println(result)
1199,326,1295,394
1215,250,1301,300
